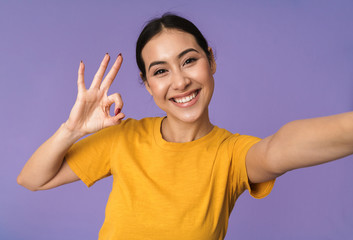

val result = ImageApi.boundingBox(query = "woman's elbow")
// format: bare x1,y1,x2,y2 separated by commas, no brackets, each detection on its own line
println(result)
17,174,40,192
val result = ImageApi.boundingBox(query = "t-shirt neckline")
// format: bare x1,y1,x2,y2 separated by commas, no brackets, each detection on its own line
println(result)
153,117,219,151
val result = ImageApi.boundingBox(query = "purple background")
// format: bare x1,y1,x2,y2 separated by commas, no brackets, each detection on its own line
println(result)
1,1,353,239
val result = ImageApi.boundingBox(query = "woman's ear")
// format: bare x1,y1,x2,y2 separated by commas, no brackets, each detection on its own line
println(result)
141,72,153,96
208,47,217,74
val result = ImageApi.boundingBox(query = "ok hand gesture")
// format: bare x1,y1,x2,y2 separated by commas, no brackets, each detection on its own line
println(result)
65,53,125,137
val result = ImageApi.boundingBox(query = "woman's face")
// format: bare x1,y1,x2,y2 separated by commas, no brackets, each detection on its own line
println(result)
141,29,216,124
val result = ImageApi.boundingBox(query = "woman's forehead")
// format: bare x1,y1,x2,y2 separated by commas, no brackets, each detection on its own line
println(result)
142,29,201,62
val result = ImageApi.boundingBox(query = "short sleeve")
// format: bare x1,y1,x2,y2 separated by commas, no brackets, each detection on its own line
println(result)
65,125,119,187
230,135,275,199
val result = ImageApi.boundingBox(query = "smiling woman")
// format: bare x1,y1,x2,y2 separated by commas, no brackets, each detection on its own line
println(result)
17,13,353,240
142,29,216,141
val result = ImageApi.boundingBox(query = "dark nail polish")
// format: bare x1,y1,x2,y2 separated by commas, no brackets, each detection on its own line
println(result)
118,53,122,57
115,108,121,116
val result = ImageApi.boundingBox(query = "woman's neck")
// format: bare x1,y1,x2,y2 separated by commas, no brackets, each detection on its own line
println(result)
161,113,214,143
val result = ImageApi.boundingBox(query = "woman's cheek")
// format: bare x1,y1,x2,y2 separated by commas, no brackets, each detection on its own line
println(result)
193,62,212,82
150,80,169,99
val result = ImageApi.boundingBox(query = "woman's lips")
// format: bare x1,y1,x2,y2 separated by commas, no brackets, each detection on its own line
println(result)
170,89,200,107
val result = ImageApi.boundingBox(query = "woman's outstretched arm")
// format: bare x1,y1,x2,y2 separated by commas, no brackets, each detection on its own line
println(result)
17,54,125,191
246,111,353,183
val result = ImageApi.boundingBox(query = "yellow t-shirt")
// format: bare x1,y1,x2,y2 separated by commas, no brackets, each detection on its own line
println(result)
66,117,275,240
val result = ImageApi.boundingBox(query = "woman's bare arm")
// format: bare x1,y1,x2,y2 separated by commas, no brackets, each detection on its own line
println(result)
17,124,82,191
17,54,125,191
246,112,353,183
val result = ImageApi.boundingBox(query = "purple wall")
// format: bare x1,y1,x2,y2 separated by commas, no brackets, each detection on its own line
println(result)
1,1,352,239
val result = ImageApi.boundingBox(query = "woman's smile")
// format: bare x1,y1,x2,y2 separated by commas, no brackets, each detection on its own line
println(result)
170,88,200,106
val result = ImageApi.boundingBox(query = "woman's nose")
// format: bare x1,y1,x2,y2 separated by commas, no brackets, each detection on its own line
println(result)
171,71,191,90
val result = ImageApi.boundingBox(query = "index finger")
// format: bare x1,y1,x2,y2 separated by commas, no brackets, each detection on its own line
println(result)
77,60,86,92
90,53,110,89
100,53,123,91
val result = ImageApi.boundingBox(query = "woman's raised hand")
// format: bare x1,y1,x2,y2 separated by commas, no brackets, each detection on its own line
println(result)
64,53,125,136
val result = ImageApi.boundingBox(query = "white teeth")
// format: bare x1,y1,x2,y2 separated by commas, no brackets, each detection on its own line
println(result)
173,91,198,103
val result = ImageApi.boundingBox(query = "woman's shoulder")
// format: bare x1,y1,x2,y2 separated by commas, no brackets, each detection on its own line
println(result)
212,125,238,141
108,116,161,136
213,126,261,148
119,117,160,128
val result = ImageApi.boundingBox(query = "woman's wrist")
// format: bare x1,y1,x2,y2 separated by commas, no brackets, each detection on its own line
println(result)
60,122,86,144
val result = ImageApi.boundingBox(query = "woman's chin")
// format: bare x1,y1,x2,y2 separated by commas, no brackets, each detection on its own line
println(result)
167,110,209,124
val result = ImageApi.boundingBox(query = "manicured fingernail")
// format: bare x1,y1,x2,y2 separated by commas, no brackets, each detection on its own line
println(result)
115,108,121,116
118,53,122,57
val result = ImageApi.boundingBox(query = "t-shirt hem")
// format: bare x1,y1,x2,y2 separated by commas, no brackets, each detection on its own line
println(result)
66,158,94,187
237,135,276,199
249,179,275,199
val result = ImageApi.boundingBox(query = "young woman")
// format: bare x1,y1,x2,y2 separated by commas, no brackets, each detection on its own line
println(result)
17,14,353,240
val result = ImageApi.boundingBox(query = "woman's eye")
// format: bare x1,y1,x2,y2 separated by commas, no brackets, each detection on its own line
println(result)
183,58,197,66
154,69,166,76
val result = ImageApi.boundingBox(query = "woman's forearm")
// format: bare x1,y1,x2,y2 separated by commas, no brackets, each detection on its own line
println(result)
17,123,83,191
267,111,353,174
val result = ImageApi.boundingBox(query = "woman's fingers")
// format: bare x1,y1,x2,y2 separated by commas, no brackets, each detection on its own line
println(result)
90,53,110,89
77,61,86,92
100,53,123,92
103,93,125,128
104,112,125,128
107,93,124,116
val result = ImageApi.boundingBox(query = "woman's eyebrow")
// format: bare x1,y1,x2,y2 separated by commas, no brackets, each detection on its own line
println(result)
178,48,199,59
148,61,166,71
148,48,199,71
